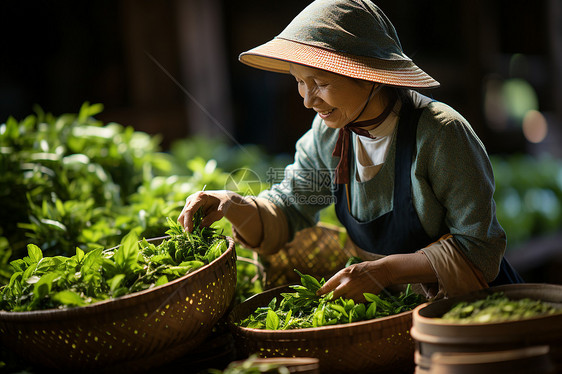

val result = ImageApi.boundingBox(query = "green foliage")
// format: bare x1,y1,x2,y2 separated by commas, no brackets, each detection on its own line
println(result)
491,154,562,248
234,249,265,305
238,270,425,330
0,216,226,312
440,292,561,323
0,103,173,263
0,103,284,301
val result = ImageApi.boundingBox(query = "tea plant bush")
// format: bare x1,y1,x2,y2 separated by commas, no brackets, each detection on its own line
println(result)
0,103,287,289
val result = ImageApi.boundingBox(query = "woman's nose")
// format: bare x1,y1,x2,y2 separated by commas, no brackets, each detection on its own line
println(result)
302,87,316,109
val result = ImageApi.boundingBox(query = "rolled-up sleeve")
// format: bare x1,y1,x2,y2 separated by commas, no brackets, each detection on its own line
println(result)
419,235,488,298
232,197,289,254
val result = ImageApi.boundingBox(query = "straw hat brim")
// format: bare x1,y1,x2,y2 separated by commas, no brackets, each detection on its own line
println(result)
239,38,440,89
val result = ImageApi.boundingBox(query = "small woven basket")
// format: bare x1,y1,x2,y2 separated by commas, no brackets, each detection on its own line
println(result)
259,223,359,289
0,236,237,372
228,285,417,374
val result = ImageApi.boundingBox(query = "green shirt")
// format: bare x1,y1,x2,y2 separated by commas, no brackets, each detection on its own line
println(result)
259,90,506,281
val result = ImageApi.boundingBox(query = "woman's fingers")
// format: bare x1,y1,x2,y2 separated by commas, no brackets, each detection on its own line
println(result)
178,192,214,232
316,269,349,296
329,279,370,302
200,209,225,228
330,281,351,300
316,261,388,302
320,275,365,301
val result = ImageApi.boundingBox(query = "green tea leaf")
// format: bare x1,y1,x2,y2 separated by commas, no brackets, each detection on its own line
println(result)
350,303,366,322
115,231,139,269
205,239,226,263
294,269,321,292
268,297,277,309
27,244,43,264
345,256,363,267
155,275,168,287
32,272,59,304
366,301,377,319
9,259,26,273
75,247,85,263
266,309,280,330
52,290,86,307
282,309,293,329
363,293,377,303
312,307,325,327
330,303,348,318
109,274,126,294
81,248,102,273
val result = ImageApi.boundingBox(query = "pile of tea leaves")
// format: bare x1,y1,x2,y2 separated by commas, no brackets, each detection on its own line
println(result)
0,213,226,312
238,270,425,330
440,292,561,323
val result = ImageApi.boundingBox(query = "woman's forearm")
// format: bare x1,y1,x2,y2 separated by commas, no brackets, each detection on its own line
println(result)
380,252,437,285
224,195,263,248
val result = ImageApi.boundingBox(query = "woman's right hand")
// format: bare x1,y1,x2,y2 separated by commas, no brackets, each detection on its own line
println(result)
178,190,263,247
178,190,236,232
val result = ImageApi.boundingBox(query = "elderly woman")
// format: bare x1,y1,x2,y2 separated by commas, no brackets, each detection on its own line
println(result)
178,0,523,300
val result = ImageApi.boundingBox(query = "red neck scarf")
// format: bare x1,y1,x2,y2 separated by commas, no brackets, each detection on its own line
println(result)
332,93,397,185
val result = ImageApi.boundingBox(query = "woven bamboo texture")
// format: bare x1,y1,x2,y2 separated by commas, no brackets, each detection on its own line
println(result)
0,236,238,372
260,223,359,289
228,285,417,374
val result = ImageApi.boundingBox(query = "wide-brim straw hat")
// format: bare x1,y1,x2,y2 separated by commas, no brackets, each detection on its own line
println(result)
239,0,439,89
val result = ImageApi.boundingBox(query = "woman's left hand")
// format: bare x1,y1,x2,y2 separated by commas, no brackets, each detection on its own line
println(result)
316,252,437,302
316,260,393,303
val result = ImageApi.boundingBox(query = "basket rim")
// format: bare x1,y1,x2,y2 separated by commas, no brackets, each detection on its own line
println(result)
411,283,562,328
0,235,236,320
229,284,415,338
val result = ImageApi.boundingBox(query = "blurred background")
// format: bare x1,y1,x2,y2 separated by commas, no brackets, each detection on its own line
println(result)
1,0,562,282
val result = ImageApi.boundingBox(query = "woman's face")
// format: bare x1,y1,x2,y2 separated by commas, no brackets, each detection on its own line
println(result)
289,64,379,129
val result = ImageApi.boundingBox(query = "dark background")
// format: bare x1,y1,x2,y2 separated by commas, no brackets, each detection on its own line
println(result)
1,0,561,157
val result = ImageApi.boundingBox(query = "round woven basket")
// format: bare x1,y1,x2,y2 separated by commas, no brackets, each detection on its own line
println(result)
228,285,417,374
0,236,237,372
259,223,359,289
411,283,562,374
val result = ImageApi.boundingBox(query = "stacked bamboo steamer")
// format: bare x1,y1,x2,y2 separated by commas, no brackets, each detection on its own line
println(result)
411,283,562,374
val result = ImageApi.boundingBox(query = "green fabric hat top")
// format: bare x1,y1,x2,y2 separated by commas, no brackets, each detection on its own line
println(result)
240,0,439,88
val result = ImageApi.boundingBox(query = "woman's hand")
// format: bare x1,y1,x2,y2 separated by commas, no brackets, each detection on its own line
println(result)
178,190,263,247
178,190,235,232
316,260,393,303
316,253,437,302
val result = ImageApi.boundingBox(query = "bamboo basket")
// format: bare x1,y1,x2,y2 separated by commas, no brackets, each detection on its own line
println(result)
228,285,417,374
411,283,562,374
0,236,237,373
259,223,359,289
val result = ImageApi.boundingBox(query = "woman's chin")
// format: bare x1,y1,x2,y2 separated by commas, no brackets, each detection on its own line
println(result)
323,121,345,129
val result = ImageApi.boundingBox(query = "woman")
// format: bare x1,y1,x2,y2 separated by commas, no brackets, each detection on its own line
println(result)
178,0,523,300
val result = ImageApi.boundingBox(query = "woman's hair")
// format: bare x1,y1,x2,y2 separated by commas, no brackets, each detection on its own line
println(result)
392,86,412,107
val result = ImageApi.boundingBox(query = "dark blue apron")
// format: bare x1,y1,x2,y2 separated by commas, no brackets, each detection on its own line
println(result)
333,101,523,285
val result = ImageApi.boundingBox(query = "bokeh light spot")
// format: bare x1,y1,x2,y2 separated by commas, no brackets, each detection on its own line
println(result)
522,110,548,143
